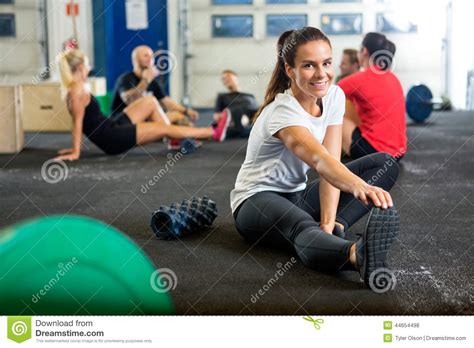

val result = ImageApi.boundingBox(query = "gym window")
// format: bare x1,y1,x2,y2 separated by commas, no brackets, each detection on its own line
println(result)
212,0,252,4
212,15,253,38
0,13,15,37
266,14,308,37
320,13,362,35
376,13,418,33
266,0,307,4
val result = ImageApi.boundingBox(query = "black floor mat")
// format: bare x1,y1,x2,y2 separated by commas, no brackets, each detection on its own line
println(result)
0,111,473,314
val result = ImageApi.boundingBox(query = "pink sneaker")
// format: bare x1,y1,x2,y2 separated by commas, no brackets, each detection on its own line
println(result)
212,108,231,142
167,138,182,150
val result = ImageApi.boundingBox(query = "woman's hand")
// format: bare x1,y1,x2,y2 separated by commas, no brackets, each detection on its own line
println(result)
54,152,80,161
274,126,395,210
352,181,393,209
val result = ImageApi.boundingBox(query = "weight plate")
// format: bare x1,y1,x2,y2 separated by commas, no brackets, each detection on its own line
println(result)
406,84,433,123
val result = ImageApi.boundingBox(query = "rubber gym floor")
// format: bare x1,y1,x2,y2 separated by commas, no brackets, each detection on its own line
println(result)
1,110,472,315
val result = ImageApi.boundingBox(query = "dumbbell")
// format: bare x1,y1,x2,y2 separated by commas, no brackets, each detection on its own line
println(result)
406,84,444,123
150,196,218,240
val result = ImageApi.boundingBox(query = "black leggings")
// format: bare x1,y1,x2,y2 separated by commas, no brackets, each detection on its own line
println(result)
233,152,399,272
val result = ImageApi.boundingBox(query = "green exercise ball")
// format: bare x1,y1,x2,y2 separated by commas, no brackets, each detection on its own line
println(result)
0,215,175,315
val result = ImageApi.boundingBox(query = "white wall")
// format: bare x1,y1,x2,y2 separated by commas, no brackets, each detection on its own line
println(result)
3,1,468,108
167,0,184,104
448,0,474,109
46,0,94,78
0,0,94,84
172,0,448,108
0,0,44,83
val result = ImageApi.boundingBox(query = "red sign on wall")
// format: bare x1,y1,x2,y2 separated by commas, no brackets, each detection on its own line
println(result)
66,3,79,16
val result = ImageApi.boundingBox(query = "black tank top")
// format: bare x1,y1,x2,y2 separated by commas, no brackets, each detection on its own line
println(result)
83,95,107,135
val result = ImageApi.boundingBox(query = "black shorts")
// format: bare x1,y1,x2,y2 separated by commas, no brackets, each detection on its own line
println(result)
109,111,133,127
98,112,136,155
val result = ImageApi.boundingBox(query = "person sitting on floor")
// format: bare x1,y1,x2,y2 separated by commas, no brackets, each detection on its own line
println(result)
231,27,400,290
338,33,407,160
111,45,199,125
213,70,259,138
54,49,230,161
335,48,360,83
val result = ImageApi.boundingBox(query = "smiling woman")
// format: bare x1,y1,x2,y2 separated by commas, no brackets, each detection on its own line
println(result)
231,27,401,291
254,27,334,120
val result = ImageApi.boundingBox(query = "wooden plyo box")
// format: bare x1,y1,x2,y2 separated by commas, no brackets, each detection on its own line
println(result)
0,85,24,154
19,82,72,132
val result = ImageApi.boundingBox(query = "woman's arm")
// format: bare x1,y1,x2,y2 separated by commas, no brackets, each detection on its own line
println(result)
319,125,342,234
55,87,85,161
274,125,393,209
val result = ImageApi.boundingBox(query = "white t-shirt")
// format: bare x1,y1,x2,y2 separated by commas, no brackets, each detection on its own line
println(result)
230,85,346,214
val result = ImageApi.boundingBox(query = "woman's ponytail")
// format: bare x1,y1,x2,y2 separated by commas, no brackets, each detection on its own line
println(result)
254,30,294,121
56,49,85,99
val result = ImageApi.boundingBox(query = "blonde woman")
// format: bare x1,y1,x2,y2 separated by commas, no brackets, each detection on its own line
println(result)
55,49,230,161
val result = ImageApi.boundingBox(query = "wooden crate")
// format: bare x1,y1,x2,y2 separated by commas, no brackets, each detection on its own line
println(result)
0,85,24,154
19,82,72,132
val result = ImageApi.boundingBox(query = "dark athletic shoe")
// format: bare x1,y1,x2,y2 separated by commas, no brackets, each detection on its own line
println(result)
180,138,202,155
356,207,399,291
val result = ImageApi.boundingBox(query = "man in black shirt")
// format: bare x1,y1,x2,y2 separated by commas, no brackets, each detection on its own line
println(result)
111,45,198,124
214,70,259,138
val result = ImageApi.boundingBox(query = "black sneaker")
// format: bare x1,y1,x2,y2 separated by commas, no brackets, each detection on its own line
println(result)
356,207,399,290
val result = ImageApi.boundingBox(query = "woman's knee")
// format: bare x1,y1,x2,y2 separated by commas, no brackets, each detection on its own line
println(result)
140,95,157,109
143,95,155,103
379,152,399,182
369,152,400,184
235,193,314,246
367,151,390,164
